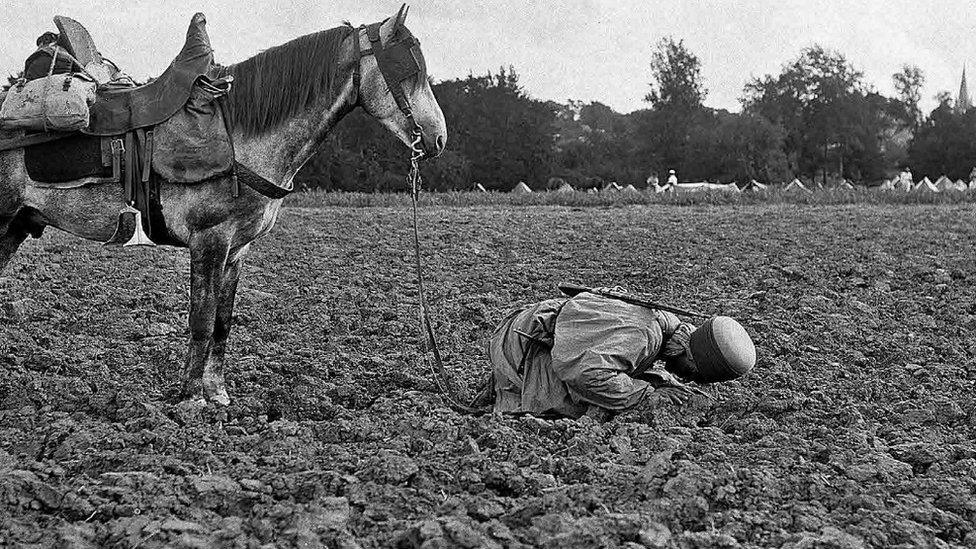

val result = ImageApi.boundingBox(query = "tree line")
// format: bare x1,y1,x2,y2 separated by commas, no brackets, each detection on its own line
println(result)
298,39,976,192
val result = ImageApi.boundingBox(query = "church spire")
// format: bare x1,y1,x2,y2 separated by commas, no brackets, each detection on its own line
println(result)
957,66,972,114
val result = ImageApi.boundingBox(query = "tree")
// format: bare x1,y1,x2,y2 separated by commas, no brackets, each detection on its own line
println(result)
908,101,976,179
934,91,954,108
434,67,556,190
645,37,707,112
688,110,790,183
420,150,471,191
742,45,890,182
551,101,638,188
892,65,925,131
636,38,709,179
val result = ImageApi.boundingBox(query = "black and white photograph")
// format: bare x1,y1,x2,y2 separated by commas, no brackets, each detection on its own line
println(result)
0,1,974,547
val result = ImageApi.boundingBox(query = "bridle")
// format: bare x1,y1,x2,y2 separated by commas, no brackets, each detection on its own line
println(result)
349,20,425,160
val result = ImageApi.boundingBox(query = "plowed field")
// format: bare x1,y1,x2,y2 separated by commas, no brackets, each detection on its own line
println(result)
2,203,975,548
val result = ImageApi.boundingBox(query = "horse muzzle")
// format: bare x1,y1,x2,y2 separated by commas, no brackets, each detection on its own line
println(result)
418,132,446,159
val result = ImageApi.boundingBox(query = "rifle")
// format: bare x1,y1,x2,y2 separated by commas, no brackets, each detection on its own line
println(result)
557,283,710,319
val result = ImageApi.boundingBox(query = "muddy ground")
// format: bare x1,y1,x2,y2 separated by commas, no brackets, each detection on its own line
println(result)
1,203,974,548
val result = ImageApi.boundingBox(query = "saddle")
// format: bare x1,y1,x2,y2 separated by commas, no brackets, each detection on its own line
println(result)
85,13,215,136
1,13,239,247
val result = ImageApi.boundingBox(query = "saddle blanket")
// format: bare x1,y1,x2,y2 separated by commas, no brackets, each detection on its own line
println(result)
25,132,111,183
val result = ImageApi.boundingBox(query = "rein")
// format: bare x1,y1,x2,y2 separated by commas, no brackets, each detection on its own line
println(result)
351,21,483,414
407,155,482,411
406,136,485,415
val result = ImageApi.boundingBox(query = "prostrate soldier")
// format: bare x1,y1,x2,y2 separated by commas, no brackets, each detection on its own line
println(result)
480,288,756,419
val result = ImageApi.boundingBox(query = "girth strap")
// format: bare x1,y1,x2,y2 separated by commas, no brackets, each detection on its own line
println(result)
110,128,180,246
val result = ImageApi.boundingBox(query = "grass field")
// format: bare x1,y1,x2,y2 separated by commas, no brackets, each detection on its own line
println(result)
289,187,976,208
1,198,974,547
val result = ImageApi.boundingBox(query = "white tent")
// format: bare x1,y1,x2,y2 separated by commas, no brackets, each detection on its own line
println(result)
934,176,955,192
621,184,640,193
511,182,533,194
554,182,576,193
602,182,623,192
474,183,488,193
838,180,855,190
911,178,939,194
785,178,809,192
672,182,739,193
743,179,768,192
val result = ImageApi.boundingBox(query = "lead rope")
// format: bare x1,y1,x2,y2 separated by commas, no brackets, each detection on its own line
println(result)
406,126,486,415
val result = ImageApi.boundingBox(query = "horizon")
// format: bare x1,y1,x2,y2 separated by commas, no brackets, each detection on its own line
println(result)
1,1,973,115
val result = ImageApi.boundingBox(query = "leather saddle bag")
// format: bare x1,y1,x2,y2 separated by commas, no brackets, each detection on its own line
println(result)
0,48,96,132
151,76,234,183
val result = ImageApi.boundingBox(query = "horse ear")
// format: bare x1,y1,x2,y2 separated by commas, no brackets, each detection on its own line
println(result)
393,4,409,32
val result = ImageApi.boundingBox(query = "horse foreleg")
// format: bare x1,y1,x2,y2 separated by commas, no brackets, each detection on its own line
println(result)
203,247,247,406
0,229,28,272
182,231,229,403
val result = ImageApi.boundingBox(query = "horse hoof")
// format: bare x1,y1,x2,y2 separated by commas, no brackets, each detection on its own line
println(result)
208,387,231,407
172,397,207,422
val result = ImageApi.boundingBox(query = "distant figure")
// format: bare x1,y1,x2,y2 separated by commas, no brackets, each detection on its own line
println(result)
899,167,914,186
24,32,79,81
666,169,678,189
645,174,659,188
969,167,976,184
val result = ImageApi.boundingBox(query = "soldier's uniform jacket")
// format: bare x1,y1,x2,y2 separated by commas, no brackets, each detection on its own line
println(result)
489,292,688,418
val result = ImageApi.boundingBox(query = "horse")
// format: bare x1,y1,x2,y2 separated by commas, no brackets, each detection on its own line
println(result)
0,6,447,405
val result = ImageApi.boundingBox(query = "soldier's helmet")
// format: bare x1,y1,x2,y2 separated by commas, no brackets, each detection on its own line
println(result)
688,316,756,383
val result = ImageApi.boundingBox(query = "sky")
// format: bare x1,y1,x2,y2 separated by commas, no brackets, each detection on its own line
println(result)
2,1,974,115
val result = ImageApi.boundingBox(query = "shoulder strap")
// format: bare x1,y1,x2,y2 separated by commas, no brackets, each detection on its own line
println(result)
46,46,61,77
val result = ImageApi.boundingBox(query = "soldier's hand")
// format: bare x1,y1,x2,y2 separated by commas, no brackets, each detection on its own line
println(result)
649,386,694,406
639,369,683,387
639,370,710,400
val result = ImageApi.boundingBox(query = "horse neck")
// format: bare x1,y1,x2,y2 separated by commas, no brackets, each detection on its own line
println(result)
232,81,356,188
223,32,357,188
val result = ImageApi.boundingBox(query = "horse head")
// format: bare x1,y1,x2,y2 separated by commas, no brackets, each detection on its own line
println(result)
355,5,447,158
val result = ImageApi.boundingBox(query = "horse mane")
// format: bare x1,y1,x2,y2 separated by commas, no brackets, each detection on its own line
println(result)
220,25,354,136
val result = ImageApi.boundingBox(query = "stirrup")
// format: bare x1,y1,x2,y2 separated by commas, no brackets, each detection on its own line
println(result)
104,205,155,247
